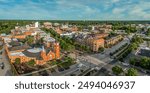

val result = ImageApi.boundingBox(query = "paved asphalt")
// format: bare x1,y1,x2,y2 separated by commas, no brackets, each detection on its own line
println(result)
0,34,147,76
0,47,12,76
91,37,130,63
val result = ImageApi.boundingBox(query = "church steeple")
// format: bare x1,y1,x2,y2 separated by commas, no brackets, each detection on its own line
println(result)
41,46,47,61
42,46,45,52
54,42,60,59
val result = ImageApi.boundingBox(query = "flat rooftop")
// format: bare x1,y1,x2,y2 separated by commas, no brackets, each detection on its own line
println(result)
138,47,150,57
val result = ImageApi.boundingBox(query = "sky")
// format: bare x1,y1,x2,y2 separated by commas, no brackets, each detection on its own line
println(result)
0,0,150,20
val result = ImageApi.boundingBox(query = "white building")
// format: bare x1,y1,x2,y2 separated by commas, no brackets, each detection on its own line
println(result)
61,24,68,29
35,22,39,28
92,26,95,30
60,32,76,38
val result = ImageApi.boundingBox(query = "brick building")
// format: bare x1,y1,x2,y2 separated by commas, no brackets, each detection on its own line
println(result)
74,33,108,52
98,24,113,33
3,23,61,65
5,42,60,65
43,22,52,29
86,38,105,52
105,35,123,48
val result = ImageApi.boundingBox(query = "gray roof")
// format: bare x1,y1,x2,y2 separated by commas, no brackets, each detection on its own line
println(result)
8,45,30,51
22,50,43,60
139,49,150,57
9,41,21,47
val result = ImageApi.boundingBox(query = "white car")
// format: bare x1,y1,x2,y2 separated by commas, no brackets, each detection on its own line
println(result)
122,63,129,66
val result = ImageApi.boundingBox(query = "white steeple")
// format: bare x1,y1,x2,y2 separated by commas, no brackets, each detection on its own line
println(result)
42,46,45,52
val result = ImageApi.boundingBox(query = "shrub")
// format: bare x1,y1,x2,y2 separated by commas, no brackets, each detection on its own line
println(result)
15,58,21,64
27,59,36,66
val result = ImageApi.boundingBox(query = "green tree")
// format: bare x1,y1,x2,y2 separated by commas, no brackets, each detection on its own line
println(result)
126,30,130,34
98,47,105,52
126,68,138,76
130,43,138,50
137,36,143,43
42,28,75,51
25,36,34,45
88,26,92,31
112,66,123,75
60,57,74,69
140,57,150,69
129,57,136,66
15,58,21,64
147,41,150,47
27,59,36,66
0,20,33,34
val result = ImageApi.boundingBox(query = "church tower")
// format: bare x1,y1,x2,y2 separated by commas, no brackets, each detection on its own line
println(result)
54,42,60,59
41,46,47,61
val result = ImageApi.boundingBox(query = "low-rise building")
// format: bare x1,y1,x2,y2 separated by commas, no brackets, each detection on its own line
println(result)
105,35,123,48
43,22,52,29
86,38,105,52
3,22,61,65
60,31,76,38
5,39,60,65
74,33,107,52
97,24,113,33
137,47,150,57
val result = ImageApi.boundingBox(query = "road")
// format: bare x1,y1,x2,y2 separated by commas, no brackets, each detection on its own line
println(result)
64,37,131,76
106,37,130,55
90,37,130,63
75,36,149,76
78,55,106,66
50,64,79,76
50,33,148,76
122,41,150,76
0,47,12,76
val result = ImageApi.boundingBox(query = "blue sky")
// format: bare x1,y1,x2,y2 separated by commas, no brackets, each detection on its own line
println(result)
0,0,149,20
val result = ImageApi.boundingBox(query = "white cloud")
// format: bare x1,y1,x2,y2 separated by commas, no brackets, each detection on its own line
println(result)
111,0,150,20
112,0,120,3
55,0,101,19
0,0,149,20
0,1,58,20
129,8,150,19
113,8,126,14
128,1,150,19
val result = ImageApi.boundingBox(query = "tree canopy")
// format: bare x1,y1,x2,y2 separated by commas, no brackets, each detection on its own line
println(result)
25,36,34,45
126,68,138,76
112,65,123,75
15,58,21,64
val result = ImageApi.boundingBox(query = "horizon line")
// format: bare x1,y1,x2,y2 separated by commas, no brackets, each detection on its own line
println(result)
0,19,150,22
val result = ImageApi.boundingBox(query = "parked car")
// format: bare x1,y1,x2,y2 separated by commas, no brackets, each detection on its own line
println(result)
58,68,64,72
122,62,129,66
0,62,4,69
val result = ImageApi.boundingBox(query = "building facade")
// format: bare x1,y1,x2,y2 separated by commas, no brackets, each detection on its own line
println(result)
3,23,61,65
86,38,105,52
105,35,123,48
5,42,60,65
